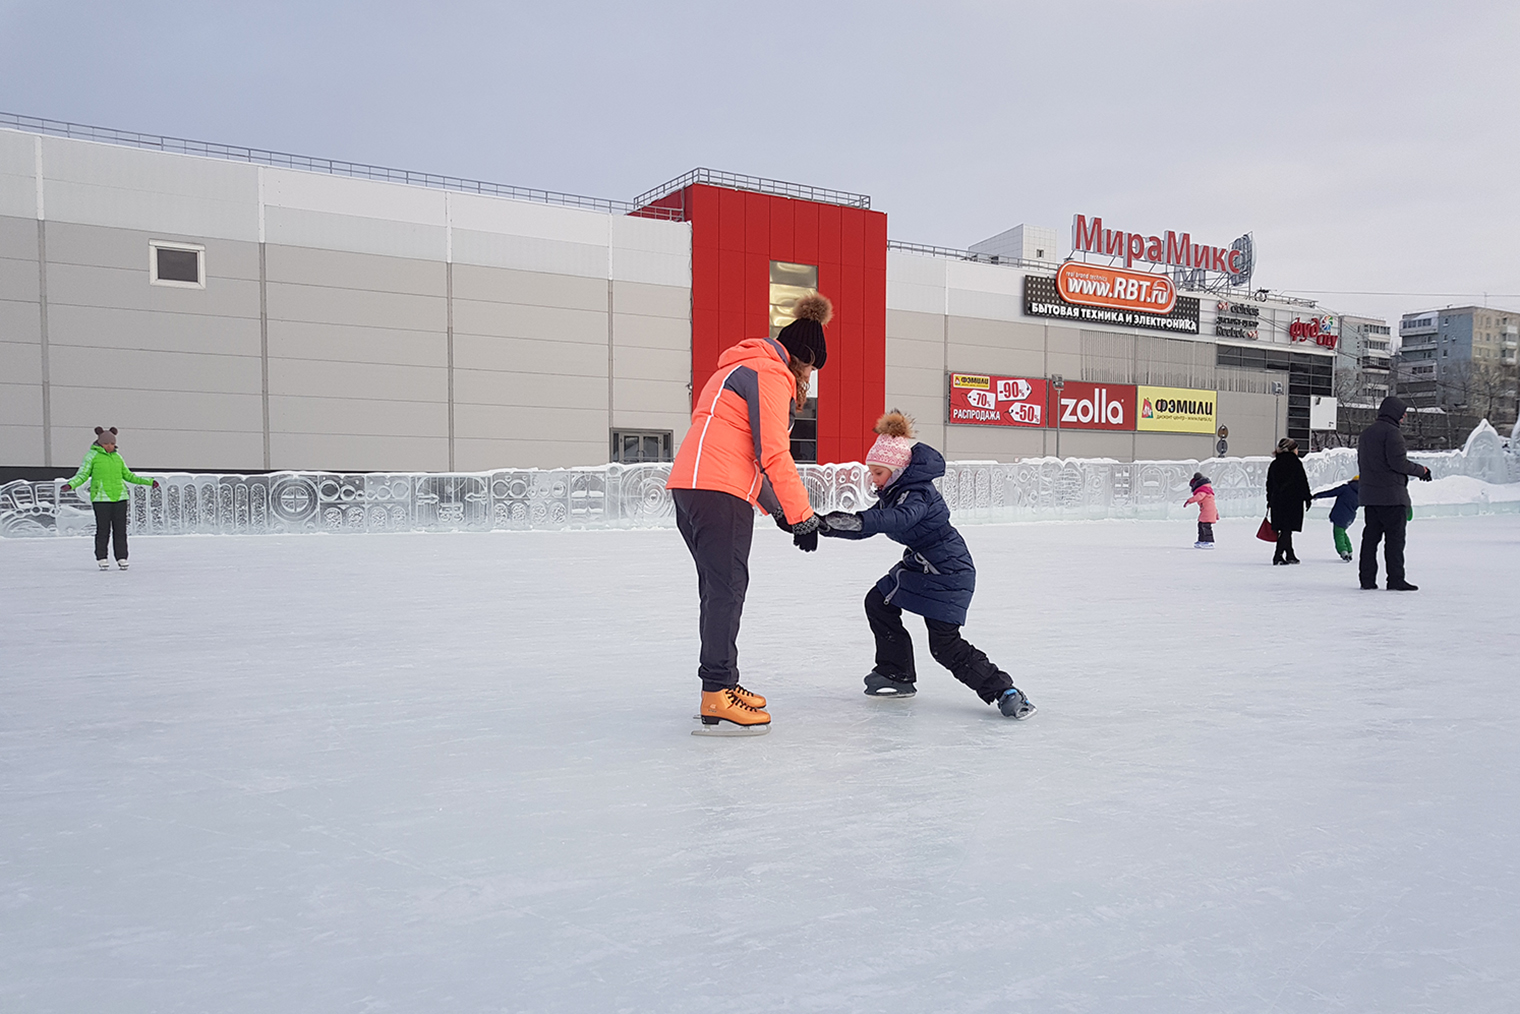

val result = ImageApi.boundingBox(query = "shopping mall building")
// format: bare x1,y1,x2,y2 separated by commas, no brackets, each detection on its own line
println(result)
1,115,1341,475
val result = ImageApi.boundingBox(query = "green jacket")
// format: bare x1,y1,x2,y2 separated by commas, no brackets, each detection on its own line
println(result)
66,445,153,502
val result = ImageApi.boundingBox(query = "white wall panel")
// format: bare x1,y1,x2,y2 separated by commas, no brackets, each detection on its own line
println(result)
263,168,445,225
0,132,38,219
885,252,949,315
450,228,607,278
264,207,446,262
610,216,690,287
40,136,259,240
449,191,609,246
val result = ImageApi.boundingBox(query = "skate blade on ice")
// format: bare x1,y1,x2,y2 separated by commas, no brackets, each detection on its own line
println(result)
691,718,770,737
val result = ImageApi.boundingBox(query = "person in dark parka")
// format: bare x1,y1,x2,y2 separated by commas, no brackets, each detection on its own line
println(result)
820,412,1034,719
1265,437,1312,565
1357,396,1433,590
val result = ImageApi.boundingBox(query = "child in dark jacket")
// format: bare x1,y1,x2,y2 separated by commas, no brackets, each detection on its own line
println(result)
1311,476,1360,561
820,412,1035,719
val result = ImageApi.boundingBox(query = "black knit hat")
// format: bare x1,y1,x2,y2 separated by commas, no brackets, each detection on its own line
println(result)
777,293,832,369
1189,472,1209,491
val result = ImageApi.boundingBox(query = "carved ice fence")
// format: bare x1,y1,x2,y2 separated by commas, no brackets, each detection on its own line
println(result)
4,422,1517,538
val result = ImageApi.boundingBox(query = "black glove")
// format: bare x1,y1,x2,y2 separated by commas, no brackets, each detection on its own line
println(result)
1419,467,1433,482
772,512,793,533
822,511,863,533
792,515,821,552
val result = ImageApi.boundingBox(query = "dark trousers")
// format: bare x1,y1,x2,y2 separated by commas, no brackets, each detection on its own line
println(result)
673,488,754,692
1274,530,1296,562
1359,504,1408,586
1197,521,1214,543
93,500,129,560
864,586,1013,703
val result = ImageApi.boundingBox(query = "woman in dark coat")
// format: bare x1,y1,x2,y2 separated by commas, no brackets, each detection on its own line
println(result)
1265,437,1312,565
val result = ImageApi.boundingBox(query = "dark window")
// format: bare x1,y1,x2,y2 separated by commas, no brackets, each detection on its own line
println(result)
609,429,672,464
151,243,203,286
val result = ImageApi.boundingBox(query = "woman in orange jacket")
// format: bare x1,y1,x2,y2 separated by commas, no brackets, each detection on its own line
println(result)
666,293,831,736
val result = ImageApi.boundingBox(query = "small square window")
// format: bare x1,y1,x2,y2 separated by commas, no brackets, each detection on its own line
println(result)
149,241,205,288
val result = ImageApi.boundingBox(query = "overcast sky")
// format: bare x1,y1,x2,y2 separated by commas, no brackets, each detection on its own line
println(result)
3,1,1518,329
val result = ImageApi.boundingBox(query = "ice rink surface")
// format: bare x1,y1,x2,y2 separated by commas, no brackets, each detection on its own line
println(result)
3,514,1519,1013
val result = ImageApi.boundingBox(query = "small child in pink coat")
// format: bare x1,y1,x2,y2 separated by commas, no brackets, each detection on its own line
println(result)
1185,472,1219,549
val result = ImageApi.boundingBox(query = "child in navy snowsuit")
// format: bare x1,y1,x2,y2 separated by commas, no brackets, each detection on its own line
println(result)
1311,476,1360,561
820,412,1035,719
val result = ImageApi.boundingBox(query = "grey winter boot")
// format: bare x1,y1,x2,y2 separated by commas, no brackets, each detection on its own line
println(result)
997,687,1036,720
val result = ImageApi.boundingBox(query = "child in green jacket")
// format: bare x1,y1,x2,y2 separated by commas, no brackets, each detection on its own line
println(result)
61,426,157,570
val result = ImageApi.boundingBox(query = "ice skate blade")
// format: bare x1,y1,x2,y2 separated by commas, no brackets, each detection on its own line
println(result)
1003,702,1037,721
864,689,916,699
691,721,769,737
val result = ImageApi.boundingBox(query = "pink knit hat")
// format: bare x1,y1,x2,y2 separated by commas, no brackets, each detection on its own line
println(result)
865,411,915,472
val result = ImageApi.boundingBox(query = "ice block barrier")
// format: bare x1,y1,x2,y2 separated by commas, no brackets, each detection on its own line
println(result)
5,424,1518,538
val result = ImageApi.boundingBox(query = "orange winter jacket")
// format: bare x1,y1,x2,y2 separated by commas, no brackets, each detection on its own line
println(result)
666,336,815,526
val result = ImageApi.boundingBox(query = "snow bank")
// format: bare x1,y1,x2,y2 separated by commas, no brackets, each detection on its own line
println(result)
5,422,1518,537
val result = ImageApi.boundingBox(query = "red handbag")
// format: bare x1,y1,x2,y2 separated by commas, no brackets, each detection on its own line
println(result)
1256,516,1277,542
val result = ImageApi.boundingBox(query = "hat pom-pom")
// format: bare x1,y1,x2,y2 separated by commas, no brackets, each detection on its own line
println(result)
792,293,833,325
874,411,914,439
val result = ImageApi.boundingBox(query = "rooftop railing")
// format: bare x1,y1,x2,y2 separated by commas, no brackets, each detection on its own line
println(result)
633,168,871,213
1,111,684,221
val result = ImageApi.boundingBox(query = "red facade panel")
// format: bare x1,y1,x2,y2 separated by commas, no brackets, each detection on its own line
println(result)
677,183,887,465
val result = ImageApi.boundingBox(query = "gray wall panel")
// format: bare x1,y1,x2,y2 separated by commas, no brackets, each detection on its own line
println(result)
451,299,606,345
947,316,1045,351
944,423,1047,461
611,280,690,320
46,303,261,356
268,395,448,438
46,262,260,318
264,244,446,296
1217,390,1281,456
1134,432,1214,461
0,298,42,343
454,437,605,471
945,344,1045,377
0,257,40,302
269,432,447,473
451,263,606,311
263,206,445,262
887,336,944,372
265,282,445,332
610,376,689,415
0,132,38,220
0,339,42,383
453,403,604,443
0,215,39,261
611,312,689,351
453,368,607,410
0,381,43,424
612,345,689,383
49,388,263,436
452,334,607,377
0,424,44,465
44,221,260,278
267,320,447,367
886,308,943,344
49,344,262,396
267,358,447,403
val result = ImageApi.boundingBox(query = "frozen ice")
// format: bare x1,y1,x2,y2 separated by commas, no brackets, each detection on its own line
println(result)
4,423,1518,538
2,512,1519,1012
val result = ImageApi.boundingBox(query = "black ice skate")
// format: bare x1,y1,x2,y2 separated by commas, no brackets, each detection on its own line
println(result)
997,687,1036,720
863,671,916,698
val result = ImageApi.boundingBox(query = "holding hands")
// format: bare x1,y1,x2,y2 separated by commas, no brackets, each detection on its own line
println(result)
821,511,863,533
